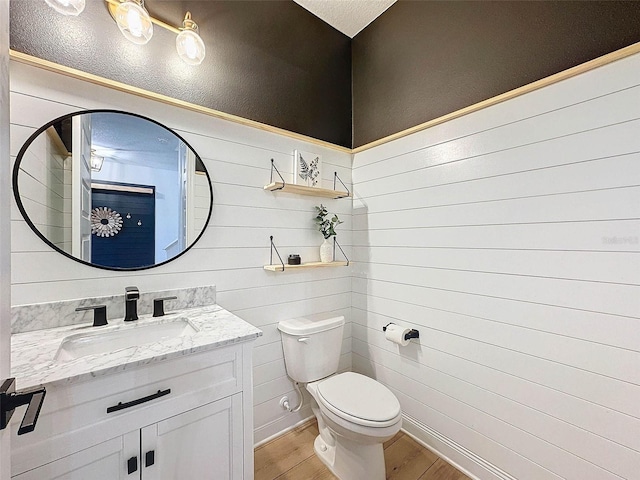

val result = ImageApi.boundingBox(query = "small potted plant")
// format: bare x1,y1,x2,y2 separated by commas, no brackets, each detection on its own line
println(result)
315,204,343,263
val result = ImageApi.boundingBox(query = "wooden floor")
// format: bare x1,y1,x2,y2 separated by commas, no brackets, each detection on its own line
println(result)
255,420,472,480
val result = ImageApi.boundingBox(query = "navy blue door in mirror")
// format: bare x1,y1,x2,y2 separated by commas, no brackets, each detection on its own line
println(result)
91,183,155,269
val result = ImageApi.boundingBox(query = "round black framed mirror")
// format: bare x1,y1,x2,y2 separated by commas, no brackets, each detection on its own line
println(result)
13,110,213,271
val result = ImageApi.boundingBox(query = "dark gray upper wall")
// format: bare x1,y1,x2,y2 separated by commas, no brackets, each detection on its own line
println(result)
10,0,352,148
352,1,640,148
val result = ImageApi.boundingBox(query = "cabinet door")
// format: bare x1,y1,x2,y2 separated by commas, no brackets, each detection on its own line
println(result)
12,431,139,480
141,393,243,480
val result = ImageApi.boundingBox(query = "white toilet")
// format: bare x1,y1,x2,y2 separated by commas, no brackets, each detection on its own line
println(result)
278,315,402,480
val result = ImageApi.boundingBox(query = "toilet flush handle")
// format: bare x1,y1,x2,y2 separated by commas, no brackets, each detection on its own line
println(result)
297,337,310,343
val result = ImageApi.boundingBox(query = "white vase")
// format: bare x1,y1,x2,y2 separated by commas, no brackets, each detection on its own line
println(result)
320,237,333,263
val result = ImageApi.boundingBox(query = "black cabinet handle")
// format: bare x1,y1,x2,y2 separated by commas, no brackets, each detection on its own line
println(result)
145,450,155,467
106,389,171,413
127,456,138,474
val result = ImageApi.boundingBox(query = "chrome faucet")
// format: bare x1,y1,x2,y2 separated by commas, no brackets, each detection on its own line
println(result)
124,286,140,321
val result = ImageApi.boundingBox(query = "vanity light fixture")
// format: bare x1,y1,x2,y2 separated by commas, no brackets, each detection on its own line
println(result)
90,150,104,172
45,0,206,65
44,0,85,16
105,0,206,65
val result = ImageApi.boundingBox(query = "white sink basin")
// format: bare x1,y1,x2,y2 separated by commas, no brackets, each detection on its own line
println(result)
55,318,198,363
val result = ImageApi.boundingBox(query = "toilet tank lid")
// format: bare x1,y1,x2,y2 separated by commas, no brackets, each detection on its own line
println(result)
278,316,345,335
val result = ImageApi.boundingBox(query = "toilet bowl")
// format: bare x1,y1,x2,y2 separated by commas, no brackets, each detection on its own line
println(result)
307,372,402,480
278,316,402,480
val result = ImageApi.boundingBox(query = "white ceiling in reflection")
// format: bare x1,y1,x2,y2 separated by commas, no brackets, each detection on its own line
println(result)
91,112,182,170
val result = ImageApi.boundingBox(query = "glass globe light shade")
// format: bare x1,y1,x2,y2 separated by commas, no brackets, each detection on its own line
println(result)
115,0,153,45
44,0,85,16
176,29,206,66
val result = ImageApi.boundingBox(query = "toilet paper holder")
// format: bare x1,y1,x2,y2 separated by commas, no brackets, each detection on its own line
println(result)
383,323,420,341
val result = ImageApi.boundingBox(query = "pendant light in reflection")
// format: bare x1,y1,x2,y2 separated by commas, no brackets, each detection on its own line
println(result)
90,150,104,172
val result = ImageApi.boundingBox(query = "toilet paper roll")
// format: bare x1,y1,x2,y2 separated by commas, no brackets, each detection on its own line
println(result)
384,323,411,346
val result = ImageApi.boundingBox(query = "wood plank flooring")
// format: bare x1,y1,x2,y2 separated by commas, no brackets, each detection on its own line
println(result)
255,420,472,480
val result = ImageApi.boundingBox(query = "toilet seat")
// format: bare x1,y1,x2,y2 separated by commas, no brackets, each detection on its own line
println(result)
316,372,401,428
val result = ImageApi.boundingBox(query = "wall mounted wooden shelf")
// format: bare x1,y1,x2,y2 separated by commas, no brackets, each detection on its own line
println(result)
265,159,351,199
263,182,351,199
263,261,348,272
266,236,349,272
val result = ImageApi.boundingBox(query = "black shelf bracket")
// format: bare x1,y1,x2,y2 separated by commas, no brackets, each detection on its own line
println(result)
333,172,350,198
333,237,350,265
269,236,285,271
270,159,285,190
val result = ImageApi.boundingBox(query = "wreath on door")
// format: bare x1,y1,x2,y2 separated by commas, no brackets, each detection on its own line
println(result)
91,207,123,237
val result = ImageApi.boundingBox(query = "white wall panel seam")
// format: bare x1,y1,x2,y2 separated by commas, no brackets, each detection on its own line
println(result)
350,304,640,354
353,261,640,287
351,279,639,319
353,152,640,206
353,217,640,231
354,185,640,219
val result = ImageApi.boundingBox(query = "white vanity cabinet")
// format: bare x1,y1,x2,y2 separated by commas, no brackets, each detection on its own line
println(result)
13,432,137,479
10,342,255,480
141,393,243,479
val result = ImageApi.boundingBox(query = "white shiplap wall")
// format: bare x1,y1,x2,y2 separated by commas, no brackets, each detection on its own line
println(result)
351,54,640,480
189,170,210,245
9,61,352,444
16,129,71,253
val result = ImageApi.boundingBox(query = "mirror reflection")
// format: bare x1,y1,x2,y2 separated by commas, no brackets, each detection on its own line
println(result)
14,110,212,270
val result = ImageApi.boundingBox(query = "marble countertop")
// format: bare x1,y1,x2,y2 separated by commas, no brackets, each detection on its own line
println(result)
11,304,262,390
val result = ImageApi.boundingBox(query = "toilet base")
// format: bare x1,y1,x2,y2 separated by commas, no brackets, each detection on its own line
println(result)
313,433,386,480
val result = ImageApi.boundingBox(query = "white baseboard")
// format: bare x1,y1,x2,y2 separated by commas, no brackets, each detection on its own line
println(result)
254,410,515,480
401,414,516,480
254,409,314,448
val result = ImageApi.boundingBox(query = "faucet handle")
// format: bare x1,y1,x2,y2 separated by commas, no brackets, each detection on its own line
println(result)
125,286,140,300
75,305,108,327
153,296,178,317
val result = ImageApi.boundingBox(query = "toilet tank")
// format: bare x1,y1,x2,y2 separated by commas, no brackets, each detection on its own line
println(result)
278,316,345,383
